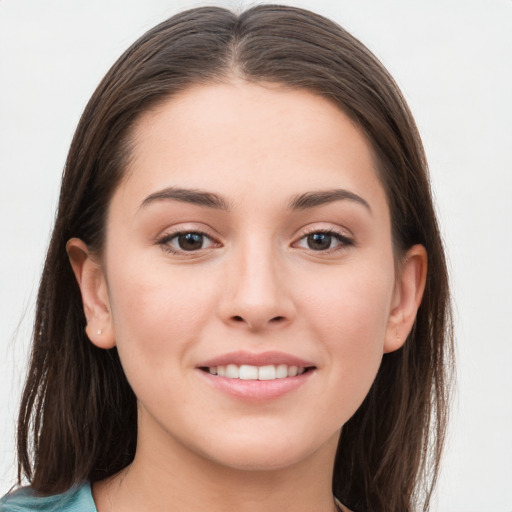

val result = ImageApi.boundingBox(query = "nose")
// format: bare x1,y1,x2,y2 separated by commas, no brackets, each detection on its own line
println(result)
218,240,296,332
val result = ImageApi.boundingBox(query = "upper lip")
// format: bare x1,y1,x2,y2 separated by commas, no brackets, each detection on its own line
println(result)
197,351,315,368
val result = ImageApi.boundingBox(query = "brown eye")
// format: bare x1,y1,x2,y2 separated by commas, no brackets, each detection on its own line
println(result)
159,231,217,254
295,230,354,252
177,232,205,251
307,233,333,251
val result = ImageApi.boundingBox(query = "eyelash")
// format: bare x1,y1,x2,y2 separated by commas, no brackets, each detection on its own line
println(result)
157,230,218,255
295,228,354,253
156,228,354,255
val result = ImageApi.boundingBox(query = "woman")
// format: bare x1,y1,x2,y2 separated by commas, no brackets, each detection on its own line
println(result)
1,5,453,512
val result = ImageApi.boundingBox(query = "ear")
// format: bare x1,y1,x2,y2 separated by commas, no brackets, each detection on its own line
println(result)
384,244,427,353
66,238,116,349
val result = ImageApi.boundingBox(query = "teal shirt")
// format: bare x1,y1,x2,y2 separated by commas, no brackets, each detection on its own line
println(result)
0,483,96,512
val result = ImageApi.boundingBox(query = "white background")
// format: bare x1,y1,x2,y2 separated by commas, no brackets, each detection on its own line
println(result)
1,1,511,510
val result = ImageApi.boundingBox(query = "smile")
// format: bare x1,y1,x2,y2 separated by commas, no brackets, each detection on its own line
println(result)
205,364,307,380
197,351,316,400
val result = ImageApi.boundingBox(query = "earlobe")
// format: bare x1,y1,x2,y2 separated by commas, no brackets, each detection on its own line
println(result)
384,244,427,353
66,238,116,349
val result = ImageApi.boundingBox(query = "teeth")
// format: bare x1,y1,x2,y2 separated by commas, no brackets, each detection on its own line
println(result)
239,365,259,380
258,365,276,380
208,364,307,380
288,366,298,377
226,364,239,379
276,364,288,379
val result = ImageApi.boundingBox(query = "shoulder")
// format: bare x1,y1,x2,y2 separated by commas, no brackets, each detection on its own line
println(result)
0,483,96,512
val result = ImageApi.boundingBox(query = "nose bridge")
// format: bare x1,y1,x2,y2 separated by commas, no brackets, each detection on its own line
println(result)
219,234,294,330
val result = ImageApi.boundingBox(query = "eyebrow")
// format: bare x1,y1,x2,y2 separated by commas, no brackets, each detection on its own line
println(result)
288,189,371,213
139,186,371,213
140,187,231,211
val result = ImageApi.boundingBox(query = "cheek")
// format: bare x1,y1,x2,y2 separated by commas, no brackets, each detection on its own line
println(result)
306,258,394,337
302,260,394,396
105,258,217,372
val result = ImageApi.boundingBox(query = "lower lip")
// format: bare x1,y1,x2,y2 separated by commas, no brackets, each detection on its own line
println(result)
197,369,315,402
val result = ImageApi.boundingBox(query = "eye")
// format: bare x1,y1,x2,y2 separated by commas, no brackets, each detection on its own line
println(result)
295,230,353,251
159,231,217,253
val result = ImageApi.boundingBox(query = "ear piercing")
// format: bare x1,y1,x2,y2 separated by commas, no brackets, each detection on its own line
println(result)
97,329,102,335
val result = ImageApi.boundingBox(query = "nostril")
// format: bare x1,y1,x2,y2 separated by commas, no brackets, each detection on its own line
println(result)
231,315,285,324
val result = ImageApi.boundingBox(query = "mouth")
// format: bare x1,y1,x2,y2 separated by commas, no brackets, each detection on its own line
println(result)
199,364,313,380
196,351,316,400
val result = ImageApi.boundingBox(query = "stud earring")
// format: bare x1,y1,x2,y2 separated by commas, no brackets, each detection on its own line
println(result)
97,329,102,335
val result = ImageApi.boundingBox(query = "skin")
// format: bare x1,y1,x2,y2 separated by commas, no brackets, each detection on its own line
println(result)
68,81,427,512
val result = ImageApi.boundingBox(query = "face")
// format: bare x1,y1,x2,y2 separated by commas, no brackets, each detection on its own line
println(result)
76,82,415,472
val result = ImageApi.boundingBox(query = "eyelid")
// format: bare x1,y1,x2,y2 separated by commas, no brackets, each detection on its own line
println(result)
155,225,222,255
292,226,355,252
154,223,354,256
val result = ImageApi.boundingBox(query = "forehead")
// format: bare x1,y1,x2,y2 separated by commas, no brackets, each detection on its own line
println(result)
117,81,387,215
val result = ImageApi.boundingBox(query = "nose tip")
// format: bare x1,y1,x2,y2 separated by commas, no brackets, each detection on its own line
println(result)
218,252,296,332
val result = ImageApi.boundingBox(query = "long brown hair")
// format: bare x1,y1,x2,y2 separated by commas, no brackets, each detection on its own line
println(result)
17,5,453,511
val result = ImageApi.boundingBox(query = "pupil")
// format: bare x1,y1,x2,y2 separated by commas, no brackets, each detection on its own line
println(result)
179,233,203,251
308,233,331,250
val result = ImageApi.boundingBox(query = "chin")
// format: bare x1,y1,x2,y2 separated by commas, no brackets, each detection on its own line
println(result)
207,449,309,472
196,430,340,473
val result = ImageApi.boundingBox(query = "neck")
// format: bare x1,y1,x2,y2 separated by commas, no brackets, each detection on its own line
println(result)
93,425,340,512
